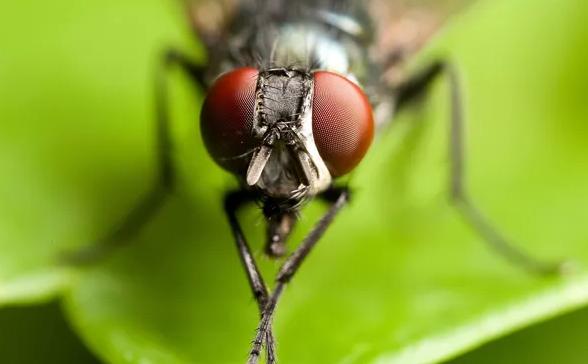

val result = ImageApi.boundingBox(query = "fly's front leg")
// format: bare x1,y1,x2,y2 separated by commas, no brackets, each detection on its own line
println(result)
62,49,206,265
247,188,349,364
395,60,564,275
154,49,206,189
224,190,277,364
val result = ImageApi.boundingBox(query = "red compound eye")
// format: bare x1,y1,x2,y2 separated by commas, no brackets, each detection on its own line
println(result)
312,71,374,177
200,67,258,174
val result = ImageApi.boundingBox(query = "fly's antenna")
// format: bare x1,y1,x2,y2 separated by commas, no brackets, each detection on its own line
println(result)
218,146,259,163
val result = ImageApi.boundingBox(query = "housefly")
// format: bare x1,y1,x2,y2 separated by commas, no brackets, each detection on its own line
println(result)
68,0,564,363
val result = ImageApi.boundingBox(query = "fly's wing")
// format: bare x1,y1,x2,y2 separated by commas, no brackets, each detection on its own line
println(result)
369,0,477,68
181,0,241,49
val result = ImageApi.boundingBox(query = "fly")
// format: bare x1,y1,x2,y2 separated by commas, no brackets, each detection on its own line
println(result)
67,0,565,363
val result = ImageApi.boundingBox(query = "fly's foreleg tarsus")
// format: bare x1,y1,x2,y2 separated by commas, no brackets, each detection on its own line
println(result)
224,190,277,364
162,49,207,90
247,188,349,364
60,49,204,265
396,61,565,275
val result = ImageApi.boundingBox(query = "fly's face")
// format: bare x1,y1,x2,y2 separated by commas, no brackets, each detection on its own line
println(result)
200,66,374,201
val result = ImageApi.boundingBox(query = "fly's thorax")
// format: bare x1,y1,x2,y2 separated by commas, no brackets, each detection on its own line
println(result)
196,1,378,88
268,22,366,83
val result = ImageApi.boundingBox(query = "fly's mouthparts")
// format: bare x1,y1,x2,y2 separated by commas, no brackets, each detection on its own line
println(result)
246,145,272,186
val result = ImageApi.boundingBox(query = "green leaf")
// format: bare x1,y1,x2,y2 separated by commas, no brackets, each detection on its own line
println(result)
0,302,99,364
2,0,588,363
447,305,588,364
0,270,73,306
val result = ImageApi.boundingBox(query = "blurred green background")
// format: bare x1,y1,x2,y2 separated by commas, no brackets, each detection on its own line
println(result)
1,0,588,363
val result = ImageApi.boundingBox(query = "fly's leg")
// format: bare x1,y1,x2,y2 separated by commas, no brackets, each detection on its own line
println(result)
62,49,206,265
247,188,349,364
395,60,564,275
224,190,277,364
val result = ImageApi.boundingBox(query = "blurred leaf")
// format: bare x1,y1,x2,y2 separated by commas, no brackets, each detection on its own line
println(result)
0,269,72,306
446,304,588,364
1,0,588,363
0,301,99,364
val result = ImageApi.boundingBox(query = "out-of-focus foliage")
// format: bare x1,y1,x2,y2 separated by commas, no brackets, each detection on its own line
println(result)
447,305,588,364
0,303,98,363
1,297,587,364
0,0,587,363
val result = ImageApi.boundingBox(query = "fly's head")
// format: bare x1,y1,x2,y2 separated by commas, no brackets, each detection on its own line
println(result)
200,66,374,207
